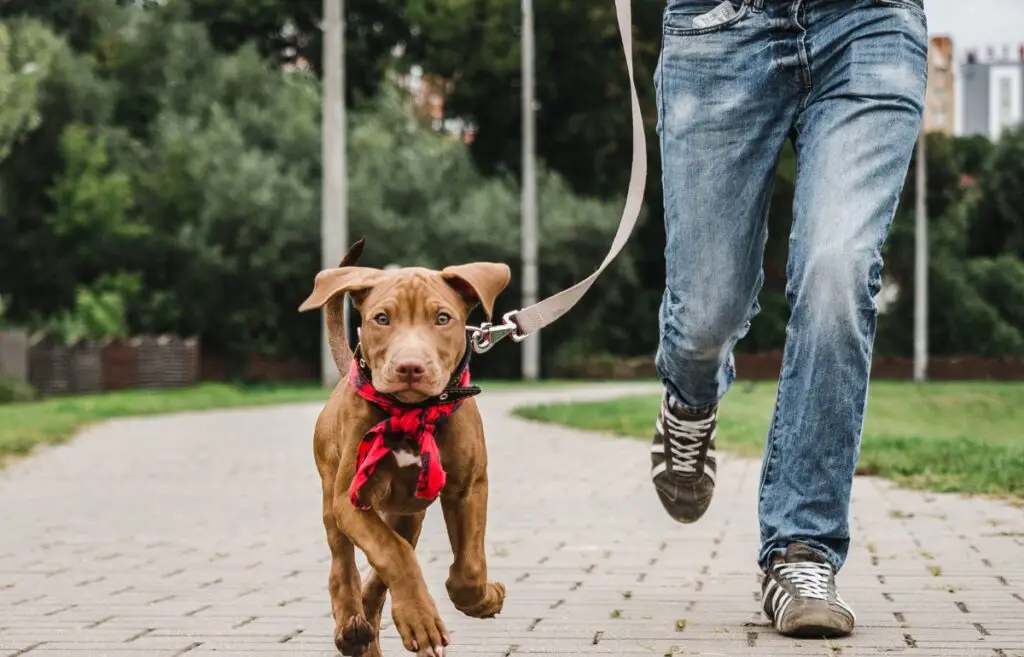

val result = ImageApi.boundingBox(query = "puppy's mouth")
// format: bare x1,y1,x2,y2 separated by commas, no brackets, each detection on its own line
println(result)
390,386,434,404
373,375,446,403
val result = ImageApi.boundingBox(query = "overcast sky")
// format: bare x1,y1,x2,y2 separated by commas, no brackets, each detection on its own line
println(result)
926,0,1024,53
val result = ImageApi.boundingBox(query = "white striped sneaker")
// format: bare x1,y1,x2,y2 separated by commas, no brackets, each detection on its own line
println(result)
761,543,856,638
650,392,718,523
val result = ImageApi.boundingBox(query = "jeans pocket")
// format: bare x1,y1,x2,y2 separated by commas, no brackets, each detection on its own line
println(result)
664,1,750,37
875,0,925,15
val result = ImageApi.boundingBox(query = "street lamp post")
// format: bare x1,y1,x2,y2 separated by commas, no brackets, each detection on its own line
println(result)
321,0,347,388
913,131,928,382
521,0,540,381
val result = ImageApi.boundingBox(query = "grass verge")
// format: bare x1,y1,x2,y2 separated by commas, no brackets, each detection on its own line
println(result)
514,381,1024,500
0,378,571,464
0,383,330,460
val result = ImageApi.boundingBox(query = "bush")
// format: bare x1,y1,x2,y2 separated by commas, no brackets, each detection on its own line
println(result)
0,375,38,404
36,274,135,344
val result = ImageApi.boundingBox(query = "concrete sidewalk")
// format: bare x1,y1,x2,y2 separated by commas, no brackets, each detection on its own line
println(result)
1,383,1021,656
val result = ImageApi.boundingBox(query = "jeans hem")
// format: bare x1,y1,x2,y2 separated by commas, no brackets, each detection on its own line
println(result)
757,540,846,574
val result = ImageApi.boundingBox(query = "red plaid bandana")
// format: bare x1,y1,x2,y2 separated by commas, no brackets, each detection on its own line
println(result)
347,339,480,510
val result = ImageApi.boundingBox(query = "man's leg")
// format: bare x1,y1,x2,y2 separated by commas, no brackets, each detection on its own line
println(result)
757,0,927,637
653,0,798,523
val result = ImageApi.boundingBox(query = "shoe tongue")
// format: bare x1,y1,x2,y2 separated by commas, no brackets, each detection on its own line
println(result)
785,543,827,564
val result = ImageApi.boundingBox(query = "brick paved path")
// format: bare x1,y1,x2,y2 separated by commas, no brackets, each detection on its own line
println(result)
2,383,1022,657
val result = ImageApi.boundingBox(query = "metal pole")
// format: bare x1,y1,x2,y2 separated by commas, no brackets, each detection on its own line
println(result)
321,0,347,388
521,0,540,381
913,131,928,382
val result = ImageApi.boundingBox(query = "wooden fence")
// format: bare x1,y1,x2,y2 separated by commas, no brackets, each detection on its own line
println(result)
552,351,1024,381
27,336,200,396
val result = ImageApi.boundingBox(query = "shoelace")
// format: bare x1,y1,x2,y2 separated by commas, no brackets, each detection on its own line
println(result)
775,561,832,601
662,399,715,474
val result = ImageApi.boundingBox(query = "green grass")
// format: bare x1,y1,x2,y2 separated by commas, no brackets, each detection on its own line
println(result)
0,382,330,460
514,381,1024,500
0,378,572,463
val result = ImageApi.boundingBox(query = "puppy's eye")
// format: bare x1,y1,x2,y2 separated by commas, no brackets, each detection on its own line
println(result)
436,312,452,326
374,313,390,326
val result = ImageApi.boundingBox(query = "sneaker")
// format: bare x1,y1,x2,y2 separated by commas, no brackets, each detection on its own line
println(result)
761,543,856,638
650,393,718,523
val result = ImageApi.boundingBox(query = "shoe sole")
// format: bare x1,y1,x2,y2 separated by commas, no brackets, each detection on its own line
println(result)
774,607,854,639
652,477,712,524
778,623,852,639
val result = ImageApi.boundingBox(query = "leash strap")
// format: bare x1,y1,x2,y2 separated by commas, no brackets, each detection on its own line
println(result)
470,0,647,353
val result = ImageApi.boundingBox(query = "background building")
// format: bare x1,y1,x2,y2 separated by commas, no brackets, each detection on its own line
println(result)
960,44,1024,141
925,36,956,134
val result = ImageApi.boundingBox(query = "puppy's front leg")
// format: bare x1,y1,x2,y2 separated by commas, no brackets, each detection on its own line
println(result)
441,477,506,618
322,473,373,656
335,498,448,656
361,512,426,657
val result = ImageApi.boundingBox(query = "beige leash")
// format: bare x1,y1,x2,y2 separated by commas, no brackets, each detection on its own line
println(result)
471,0,648,353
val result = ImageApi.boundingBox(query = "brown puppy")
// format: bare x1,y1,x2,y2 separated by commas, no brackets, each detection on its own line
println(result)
299,241,510,657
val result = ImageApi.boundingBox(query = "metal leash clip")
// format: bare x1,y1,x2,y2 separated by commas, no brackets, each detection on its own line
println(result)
468,311,528,354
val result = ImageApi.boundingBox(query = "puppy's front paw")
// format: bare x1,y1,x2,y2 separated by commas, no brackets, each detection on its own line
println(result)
391,596,449,656
451,580,506,619
334,614,374,656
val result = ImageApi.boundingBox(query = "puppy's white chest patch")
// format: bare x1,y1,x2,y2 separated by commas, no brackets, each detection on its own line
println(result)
392,448,421,468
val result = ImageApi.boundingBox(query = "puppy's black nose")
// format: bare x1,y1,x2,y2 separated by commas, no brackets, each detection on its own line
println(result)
395,359,426,383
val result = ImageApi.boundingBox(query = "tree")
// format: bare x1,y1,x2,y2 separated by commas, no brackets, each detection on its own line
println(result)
0,19,116,322
36,122,147,316
399,0,667,355
405,1,661,196
178,0,416,103
968,125,1024,259
0,19,64,160
343,88,648,376
0,0,117,53
897,132,964,228
876,190,1024,358
951,133,993,177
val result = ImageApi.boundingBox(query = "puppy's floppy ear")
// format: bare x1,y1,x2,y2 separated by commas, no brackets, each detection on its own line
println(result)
298,266,383,312
441,263,512,320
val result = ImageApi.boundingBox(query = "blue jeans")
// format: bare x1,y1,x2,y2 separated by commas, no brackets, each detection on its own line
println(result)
654,0,927,572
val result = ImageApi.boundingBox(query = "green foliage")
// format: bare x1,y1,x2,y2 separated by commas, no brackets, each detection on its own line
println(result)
898,132,964,223
404,0,669,356
969,124,1024,259
176,0,415,102
877,128,1024,358
0,19,63,160
38,273,138,344
0,375,38,405
878,189,1024,358
0,17,116,321
125,44,322,360
405,0,661,198
0,1,647,376
344,88,647,376
952,134,993,176
46,123,142,251
1,1,1022,377
0,0,123,53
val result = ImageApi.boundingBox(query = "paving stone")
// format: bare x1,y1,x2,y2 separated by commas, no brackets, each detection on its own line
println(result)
1,383,1022,656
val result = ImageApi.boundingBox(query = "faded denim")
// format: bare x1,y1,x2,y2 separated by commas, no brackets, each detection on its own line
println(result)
654,0,927,571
